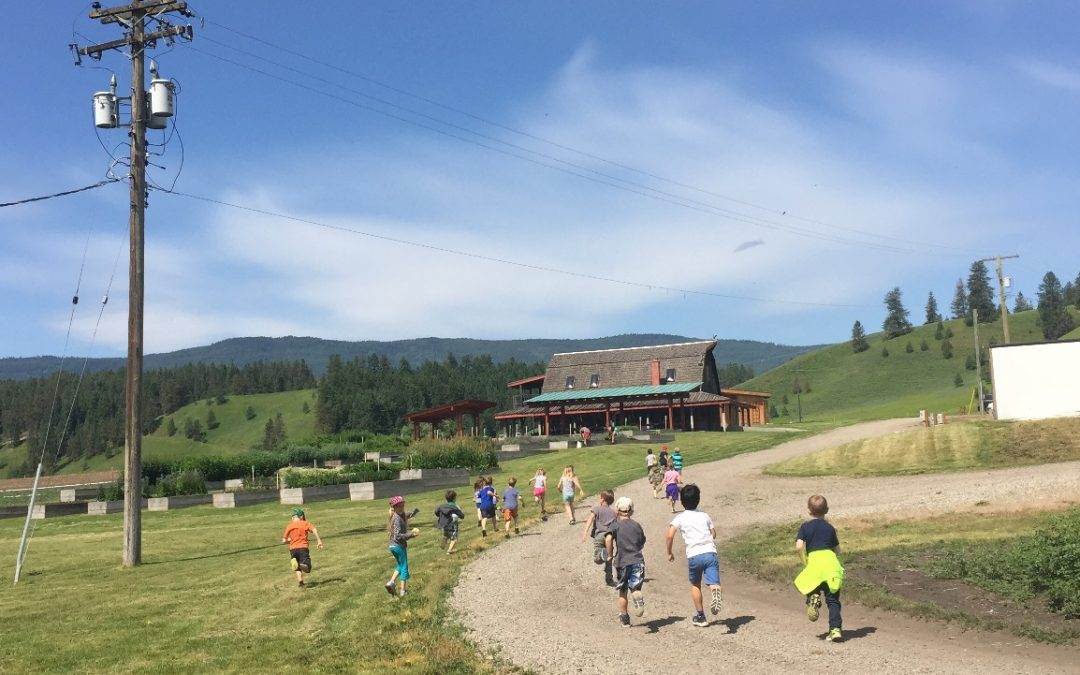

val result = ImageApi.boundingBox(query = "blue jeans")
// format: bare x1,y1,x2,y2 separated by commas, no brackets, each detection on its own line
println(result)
810,581,842,630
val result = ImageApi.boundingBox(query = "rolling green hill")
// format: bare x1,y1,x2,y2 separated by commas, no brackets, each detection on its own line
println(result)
739,309,1070,423
52,389,320,475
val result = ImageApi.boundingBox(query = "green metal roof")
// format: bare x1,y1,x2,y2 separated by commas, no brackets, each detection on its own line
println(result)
525,382,702,404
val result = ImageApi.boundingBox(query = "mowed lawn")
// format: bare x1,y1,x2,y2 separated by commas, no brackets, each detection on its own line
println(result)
0,429,800,674
765,416,1080,477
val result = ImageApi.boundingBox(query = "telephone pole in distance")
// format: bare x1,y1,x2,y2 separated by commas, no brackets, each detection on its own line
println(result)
978,254,1019,345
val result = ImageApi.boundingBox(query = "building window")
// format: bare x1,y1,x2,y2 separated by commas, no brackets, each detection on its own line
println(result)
666,368,676,382
565,376,575,389
590,373,600,388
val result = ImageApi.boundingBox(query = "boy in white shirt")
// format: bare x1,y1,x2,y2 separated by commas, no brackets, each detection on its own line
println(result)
666,483,722,627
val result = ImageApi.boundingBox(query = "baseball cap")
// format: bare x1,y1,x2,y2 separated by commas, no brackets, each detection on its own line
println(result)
615,496,633,513
292,507,305,517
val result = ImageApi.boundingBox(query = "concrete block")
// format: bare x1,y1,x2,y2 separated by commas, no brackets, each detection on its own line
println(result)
60,487,100,503
213,491,279,508
279,484,350,505
548,441,569,450
398,468,468,483
223,479,245,490
500,444,521,452
349,479,433,501
147,494,213,511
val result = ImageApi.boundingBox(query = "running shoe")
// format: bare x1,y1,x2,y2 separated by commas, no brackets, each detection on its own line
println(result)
298,580,304,587
384,581,396,597
807,593,822,622
514,527,520,534
632,590,645,617
692,613,709,627
826,628,842,642
619,613,631,628
482,530,487,537
710,587,723,616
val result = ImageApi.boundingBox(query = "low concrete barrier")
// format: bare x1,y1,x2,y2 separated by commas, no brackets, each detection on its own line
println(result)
60,487,101,503
500,443,521,452
349,479,436,501
548,440,569,450
31,502,89,519
86,499,147,516
223,479,245,491
398,468,468,485
213,491,278,508
148,494,213,511
279,484,350,505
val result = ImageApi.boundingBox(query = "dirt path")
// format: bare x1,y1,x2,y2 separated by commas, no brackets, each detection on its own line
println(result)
451,419,1080,674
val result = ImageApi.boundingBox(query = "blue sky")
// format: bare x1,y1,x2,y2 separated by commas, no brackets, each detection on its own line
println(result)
2,2,1078,359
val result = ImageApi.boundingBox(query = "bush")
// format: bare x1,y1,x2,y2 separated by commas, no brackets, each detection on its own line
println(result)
920,339,929,351
281,462,402,488
941,339,954,359
405,438,498,471
151,470,208,497
905,342,914,354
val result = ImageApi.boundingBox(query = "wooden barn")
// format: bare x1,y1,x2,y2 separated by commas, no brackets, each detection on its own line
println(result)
494,340,770,437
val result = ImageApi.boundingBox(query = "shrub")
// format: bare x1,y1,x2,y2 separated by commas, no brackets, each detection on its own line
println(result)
881,346,889,358
954,373,963,387
905,342,914,353
405,437,498,471
920,339,929,351
941,339,954,359
281,463,401,488
151,470,208,497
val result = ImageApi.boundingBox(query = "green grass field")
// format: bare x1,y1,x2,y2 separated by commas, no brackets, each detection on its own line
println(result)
0,429,799,674
765,416,1080,477
739,309,1078,423
53,389,320,476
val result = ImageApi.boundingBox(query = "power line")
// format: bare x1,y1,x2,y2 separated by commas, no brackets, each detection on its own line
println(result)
0,179,121,208
201,17,977,257
154,186,873,309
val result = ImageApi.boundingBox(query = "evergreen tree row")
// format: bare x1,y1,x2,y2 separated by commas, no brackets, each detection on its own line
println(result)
0,360,315,475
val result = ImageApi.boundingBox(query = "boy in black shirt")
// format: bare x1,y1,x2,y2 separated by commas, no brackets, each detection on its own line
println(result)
794,494,844,642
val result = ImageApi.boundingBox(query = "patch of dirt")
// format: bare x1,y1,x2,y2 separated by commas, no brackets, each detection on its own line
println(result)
852,557,1077,633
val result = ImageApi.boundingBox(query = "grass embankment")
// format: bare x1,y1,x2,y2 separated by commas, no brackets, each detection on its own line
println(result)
55,389,320,475
738,309,1076,423
0,428,799,673
727,508,1080,643
765,416,1080,477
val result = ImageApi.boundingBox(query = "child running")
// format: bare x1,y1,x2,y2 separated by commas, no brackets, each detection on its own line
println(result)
435,490,466,554
531,468,548,520
666,484,722,627
479,476,498,537
385,496,420,598
611,497,646,627
671,447,683,474
557,465,585,525
502,477,522,538
647,459,664,499
472,478,484,528
581,489,617,585
662,464,682,512
645,448,656,477
281,507,324,588
794,494,845,642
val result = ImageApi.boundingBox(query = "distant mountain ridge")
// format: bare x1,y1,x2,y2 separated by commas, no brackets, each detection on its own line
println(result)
0,334,821,381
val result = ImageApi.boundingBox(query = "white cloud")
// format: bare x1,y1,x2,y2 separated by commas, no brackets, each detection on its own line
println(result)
1016,59,1080,92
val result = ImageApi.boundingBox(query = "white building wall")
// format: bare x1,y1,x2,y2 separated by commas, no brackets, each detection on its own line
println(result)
990,340,1080,420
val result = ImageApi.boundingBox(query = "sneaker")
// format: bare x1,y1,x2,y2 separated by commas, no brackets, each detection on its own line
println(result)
632,590,645,617
807,593,822,622
504,532,510,539
593,549,604,565
290,558,299,571
384,582,396,597
692,613,709,627
482,530,487,537
514,527,520,535
298,580,304,587
826,628,842,642
477,520,482,528
619,613,631,628
600,548,609,563
710,587,723,616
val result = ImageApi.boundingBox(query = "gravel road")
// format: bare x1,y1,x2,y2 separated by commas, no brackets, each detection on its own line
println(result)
450,419,1080,674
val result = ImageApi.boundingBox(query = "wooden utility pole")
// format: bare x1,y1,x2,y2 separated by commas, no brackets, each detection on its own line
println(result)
978,254,1020,345
77,0,192,568
973,308,984,413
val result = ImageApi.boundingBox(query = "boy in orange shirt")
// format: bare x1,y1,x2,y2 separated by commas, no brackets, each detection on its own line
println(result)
282,507,324,587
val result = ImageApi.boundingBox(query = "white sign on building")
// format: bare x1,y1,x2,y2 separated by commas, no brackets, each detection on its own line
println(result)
989,340,1080,421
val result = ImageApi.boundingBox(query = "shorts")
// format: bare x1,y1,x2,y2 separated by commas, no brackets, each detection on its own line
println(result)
442,523,459,541
562,493,575,503
687,551,720,586
665,483,680,501
533,487,546,497
480,506,497,519
389,544,410,580
616,562,646,591
289,547,312,572
503,507,518,521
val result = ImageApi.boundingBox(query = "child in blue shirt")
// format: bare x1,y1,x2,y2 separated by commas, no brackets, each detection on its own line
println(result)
794,494,844,642
479,476,498,537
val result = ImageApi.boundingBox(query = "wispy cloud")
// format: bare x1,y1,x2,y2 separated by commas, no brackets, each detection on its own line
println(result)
1016,59,1080,92
733,240,765,253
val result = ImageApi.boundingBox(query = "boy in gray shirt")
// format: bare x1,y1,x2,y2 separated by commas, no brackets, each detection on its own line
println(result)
611,496,647,627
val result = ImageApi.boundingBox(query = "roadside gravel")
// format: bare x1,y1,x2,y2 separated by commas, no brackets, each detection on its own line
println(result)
450,419,1080,674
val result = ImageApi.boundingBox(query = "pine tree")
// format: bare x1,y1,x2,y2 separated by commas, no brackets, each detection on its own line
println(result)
905,341,914,353
1037,271,1077,340
245,406,256,421
934,321,944,340
954,373,964,387
950,278,968,320
920,339,929,351
966,261,996,324
882,287,913,338
769,404,778,419
1013,292,1032,313
881,346,889,358
924,291,942,324
851,320,869,353
302,401,310,414
166,418,177,437
941,339,953,359
206,409,218,430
